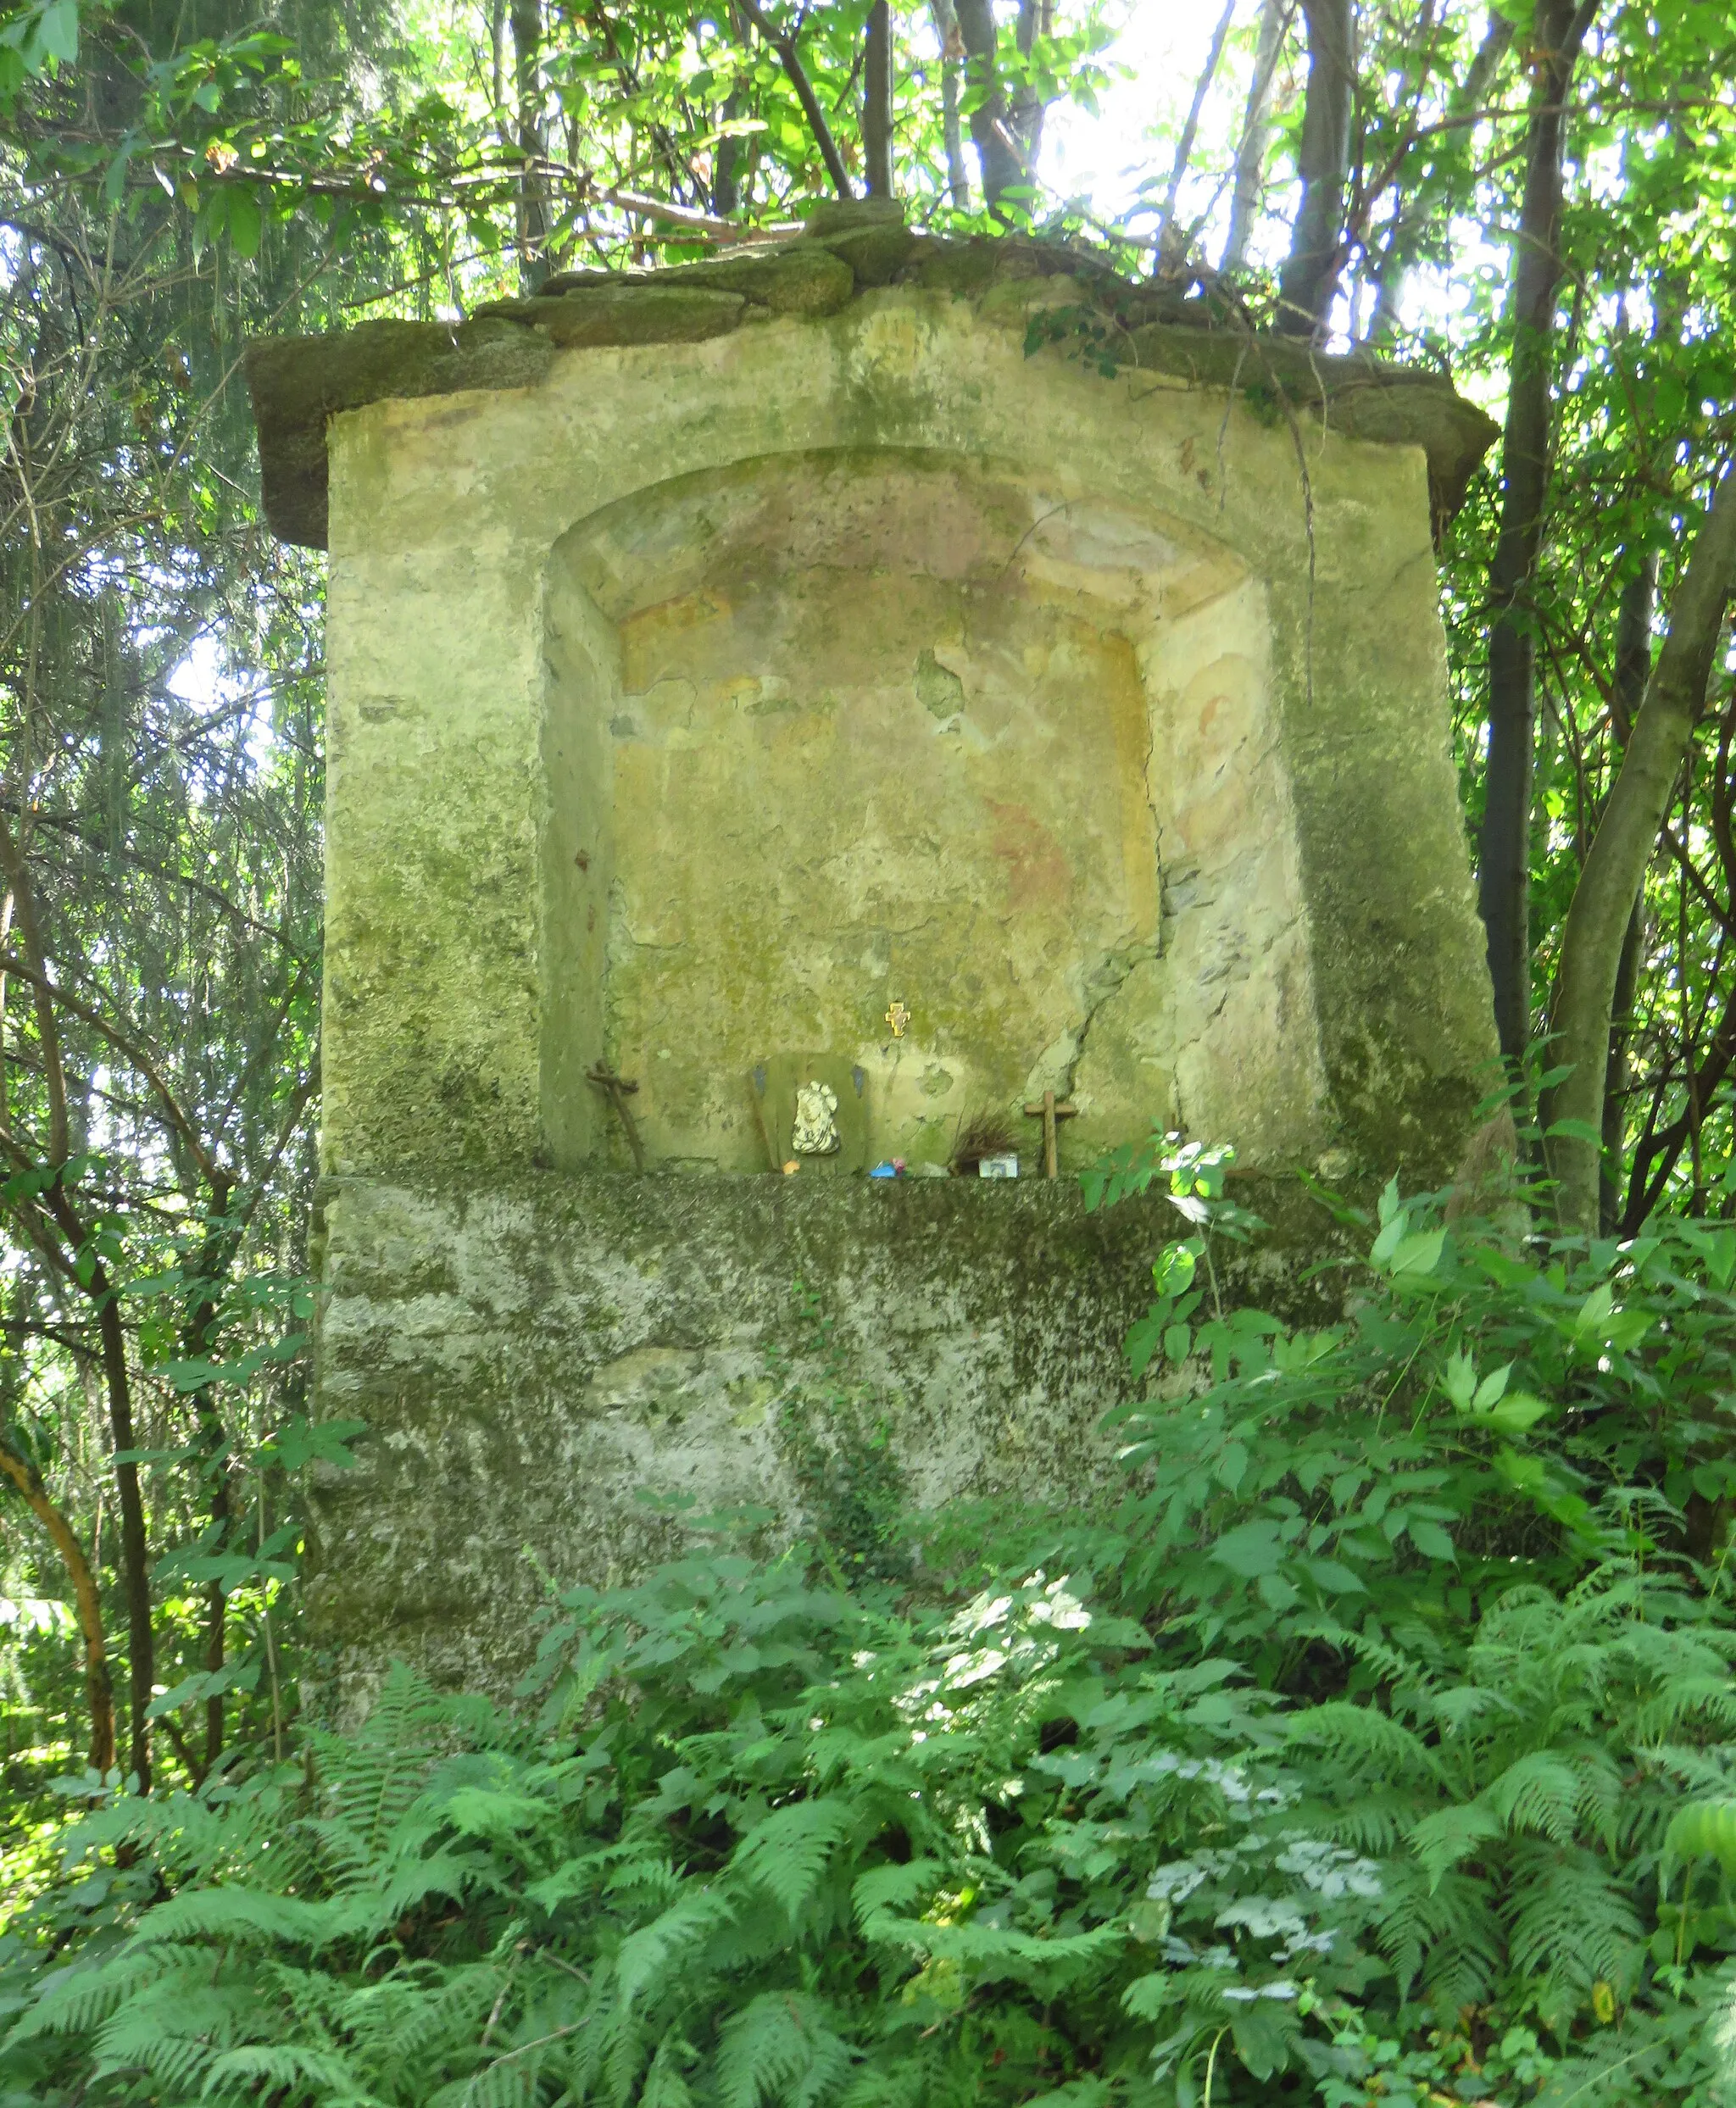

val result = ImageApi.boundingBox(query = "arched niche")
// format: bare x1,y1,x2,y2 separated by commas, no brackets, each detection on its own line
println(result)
538,445,1325,1171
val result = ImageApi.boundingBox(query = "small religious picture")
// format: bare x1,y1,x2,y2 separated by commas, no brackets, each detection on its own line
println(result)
792,1079,841,1156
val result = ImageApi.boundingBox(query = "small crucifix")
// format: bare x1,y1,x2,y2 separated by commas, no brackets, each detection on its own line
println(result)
1021,1087,1077,1180
587,1064,646,1172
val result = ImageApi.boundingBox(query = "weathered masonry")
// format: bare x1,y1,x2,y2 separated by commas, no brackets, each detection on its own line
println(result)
248,210,1500,1697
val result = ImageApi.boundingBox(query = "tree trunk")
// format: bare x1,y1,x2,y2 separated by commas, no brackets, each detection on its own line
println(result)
931,0,971,207
96,1282,153,1790
954,0,1047,211
0,1433,114,1774
1221,0,1289,279
713,81,747,215
864,1,893,196
1599,894,1643,1232
1544,466,1736,1232
1155,0,1238,283
183,1179,236,1777
1476,0,1596,1067
1597,553,1655,1231
509,0,549,291
1274,0,1353,336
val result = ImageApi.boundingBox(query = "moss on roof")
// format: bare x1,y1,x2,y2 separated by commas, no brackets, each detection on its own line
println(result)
244,210,1498,550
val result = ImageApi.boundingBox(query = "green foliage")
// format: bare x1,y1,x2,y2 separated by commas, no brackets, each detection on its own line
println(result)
8,1169,1736,2102
767,1282,908,1581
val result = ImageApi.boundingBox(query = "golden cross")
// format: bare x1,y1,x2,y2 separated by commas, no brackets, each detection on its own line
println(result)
885,999,910,1040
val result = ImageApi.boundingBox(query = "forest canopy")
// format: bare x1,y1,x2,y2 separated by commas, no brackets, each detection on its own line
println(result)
1,2,1735,2105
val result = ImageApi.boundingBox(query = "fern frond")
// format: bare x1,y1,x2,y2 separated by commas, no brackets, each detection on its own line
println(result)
851,1858,943,1927
733,1799,854,1922
1502,1841,1643,1999
3,1944,175,2042
200,2041,372,2097
615,1890,737,2006
1484,1753,1582,1844
132,1883,337,1948
1372,1863,1500,2004
715,1991,854,2108
1406,1800,1501,1887
1287,1702,1441,1783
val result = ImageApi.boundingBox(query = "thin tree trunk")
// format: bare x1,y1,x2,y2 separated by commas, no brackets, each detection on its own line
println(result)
954,0,1036,210
1221,0,1290,279
864,1,893,196
931,0,970,208
510,0,549,290
184,1176,236,1776
1155,0,1238,282
1011,0,1052,176
1274,0,1354,336
1544,465,1736,1232
95,1282,152,1790
1599,895,1643,1231
1597,553,1655,1231
713,79,747,215
1476,0,1597,1067
0,1432,114,1773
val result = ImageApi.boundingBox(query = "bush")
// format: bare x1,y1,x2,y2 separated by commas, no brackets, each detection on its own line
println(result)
4,1160,1736,2105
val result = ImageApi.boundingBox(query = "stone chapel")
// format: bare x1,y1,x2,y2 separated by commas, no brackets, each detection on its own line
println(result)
247,208,1500,1694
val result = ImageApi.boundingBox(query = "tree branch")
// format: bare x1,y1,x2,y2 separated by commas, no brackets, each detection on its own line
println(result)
737,0,854,198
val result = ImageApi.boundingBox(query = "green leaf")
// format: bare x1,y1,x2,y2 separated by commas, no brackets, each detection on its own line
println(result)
223,182,262,259
1442,1348,1476,1411
1494,1445,1546,1497
1406,1518,1457,1562
1388,1229,1446,1279
261,1415,367,1471
1301,1556,1366,1595
1666,1799,1736,1875
1210,1520,1284,1577
1543,1117,1605,1146
1153,1243,1197,1298
36,0,78,68
1482,1391,1550,1438
1573,1282,1616,1338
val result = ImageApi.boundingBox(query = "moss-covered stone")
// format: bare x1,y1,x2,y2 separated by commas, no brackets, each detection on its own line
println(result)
542,243,854,316
470,285,747,347
1117,322,1498,526
307,1166,1344,1709
801,197,916,286
245,236,1495,552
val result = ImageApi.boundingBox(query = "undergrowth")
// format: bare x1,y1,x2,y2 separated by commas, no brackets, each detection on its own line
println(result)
4,1149,1736,2104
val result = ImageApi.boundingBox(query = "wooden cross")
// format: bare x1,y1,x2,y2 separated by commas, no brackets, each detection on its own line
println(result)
1022,1088,1077,1179
587,1064,646,1172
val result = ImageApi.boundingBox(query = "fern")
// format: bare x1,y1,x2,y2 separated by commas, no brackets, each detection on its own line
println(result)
8,1193,1736,2104
715,1992,854,2108
733,1798,854,1920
